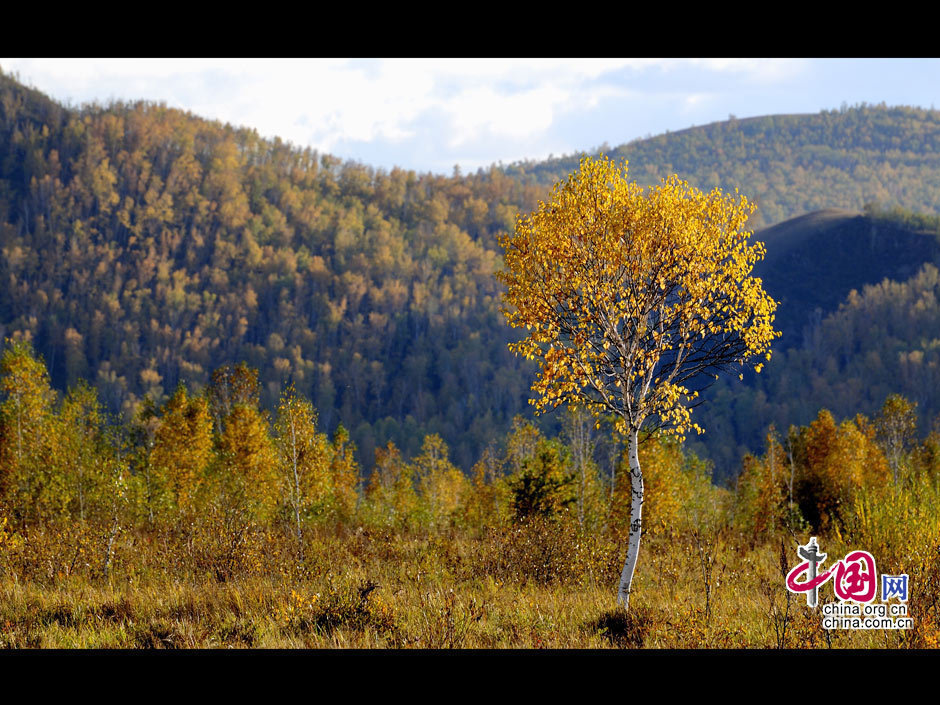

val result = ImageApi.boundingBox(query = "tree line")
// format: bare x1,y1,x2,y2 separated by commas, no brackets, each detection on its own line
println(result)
5,70,940,478
506,103,940,228
2,338,937,555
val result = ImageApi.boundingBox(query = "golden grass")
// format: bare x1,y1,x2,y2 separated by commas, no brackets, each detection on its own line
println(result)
1,518,935,648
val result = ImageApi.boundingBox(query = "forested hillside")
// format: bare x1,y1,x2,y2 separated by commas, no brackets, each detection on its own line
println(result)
684,206,940,475
5,68,940,477
504,106,940,228
0,70,544,469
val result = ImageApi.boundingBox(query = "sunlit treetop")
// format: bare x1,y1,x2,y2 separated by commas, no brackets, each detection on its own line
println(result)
497,156,780,439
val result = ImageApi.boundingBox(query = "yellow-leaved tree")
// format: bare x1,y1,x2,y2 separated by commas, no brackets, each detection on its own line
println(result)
365,441,417,528
151,384,214,520
0,339,58,524
498,156,779,609
274,386,332,538
328,424,359,522
413,434,467,530
209,365,279,523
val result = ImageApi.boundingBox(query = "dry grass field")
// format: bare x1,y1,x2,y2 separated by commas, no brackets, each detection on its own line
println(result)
1,513,937,649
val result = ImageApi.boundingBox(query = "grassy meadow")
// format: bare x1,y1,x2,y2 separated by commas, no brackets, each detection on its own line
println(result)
2,494,938,649
1,343,939,649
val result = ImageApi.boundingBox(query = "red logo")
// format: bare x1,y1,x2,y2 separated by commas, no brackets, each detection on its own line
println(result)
786,538,877,606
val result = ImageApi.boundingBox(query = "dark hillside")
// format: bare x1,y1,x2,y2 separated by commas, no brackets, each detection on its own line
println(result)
5,69,940,478
754,208,940,346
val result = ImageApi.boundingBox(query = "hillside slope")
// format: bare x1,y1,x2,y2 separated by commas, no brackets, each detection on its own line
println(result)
669,207,940,478
4,70,940,478
0,70,542,469
754,207,940,344
505,107,940,228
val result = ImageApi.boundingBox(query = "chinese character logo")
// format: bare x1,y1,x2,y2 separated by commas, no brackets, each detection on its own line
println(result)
786,537,877,606
786,537,828,607
882,574,909,602
831,550,877,603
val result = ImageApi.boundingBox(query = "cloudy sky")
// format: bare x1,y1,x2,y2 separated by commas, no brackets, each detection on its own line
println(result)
1,58,938,175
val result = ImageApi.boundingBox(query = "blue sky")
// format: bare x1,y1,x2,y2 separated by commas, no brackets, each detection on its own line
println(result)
1,58,938,175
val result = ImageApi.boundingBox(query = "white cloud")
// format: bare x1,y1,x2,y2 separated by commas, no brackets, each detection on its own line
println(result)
0,57,827,173
1,58,638,154
683,93,710,110
687,58,808,82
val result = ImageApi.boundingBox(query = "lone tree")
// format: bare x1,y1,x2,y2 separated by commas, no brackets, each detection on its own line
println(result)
497,156,779,609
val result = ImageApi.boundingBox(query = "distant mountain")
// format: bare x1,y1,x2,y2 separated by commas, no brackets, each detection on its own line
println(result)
4,68,940,479
0,68,542,470
503,107,940,228
755,207,940,344
690,207,940,478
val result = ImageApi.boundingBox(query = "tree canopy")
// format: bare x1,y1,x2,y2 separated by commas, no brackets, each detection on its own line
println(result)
498,156,779,608
499,155,779,438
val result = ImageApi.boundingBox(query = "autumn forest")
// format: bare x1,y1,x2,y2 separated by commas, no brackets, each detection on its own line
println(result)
1,68,939,648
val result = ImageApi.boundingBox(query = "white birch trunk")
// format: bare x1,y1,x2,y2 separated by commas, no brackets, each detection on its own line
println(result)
617,429,643,609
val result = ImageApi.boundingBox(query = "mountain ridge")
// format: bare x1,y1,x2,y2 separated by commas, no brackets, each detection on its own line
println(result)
4,70,940,478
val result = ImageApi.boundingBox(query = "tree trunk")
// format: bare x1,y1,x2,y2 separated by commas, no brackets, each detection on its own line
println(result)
617,428,643,609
